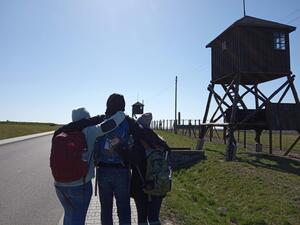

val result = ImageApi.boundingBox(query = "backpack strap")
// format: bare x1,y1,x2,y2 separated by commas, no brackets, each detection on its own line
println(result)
136,165,153,202
136,165,145,185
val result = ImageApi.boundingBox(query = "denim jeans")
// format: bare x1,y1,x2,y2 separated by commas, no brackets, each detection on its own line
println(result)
55,181,92,225
97,167,131,225
133,190,163,225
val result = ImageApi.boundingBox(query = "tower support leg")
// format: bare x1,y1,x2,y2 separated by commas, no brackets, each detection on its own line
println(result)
225,76,239,161
226,126,237,161
196,84,214,150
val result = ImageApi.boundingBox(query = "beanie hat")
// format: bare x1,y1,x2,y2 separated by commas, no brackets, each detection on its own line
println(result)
72,107,91,122
137,113,153,129
105,93,125,116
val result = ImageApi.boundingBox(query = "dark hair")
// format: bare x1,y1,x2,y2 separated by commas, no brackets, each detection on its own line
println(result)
105,93,125,116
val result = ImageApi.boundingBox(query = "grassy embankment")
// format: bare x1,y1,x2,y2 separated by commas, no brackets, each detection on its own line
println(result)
0,121,61,140
157,130,300,225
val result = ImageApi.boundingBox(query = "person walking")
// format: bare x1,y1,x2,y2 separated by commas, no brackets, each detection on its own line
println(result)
95,93,163,225
131,113,171,225
95,94,132,225
52,107,125,225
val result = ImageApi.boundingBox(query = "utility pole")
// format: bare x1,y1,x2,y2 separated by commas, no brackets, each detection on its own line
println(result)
175,76,178,133
243,0,246,16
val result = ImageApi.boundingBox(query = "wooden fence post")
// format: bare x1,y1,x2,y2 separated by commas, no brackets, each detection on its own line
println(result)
223,127,227,144
269,130,273,154
198,120,201,138
188,120,191,137
279,130,282,150
243,130,246,148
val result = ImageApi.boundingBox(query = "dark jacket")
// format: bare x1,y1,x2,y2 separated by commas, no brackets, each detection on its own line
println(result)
115,116,166,164
114,117,170,196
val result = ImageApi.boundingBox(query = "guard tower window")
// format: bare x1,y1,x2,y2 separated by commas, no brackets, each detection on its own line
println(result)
273,32,286,50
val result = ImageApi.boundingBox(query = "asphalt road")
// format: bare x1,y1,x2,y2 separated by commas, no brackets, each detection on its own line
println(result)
0,135,62,225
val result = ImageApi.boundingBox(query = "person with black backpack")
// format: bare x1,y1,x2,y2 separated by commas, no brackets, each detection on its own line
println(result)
51,107,126,225
94,94,164,225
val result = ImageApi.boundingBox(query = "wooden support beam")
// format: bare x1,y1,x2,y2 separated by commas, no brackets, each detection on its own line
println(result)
254,85,259,109
283,135,300,156
256,89,268,101
288,74,300,103
211,91,226,122
203,84,214,124
240,85,255,99
209,85,231,108
241,84,266,103
226,75,240,161
211,114,223,123
238,78,292,126
278,84,291,103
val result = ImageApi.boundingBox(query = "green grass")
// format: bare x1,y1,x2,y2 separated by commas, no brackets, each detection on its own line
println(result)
156,130,300,225
0,121,61,140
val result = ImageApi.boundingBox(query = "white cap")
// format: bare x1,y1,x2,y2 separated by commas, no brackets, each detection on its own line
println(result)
137,113,152,128
72,107,91,122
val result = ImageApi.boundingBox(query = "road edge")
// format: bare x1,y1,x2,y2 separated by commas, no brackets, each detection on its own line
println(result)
0,131,54,146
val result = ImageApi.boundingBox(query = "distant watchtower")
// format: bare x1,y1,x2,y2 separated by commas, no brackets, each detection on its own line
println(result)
198,16,300,160
132,101,144,118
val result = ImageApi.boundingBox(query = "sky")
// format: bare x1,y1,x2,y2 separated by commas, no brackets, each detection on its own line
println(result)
0,0,299,124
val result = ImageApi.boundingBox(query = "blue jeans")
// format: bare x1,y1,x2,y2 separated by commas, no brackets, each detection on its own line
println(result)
97,167,131,225
55,181,92,225
133,190,163,225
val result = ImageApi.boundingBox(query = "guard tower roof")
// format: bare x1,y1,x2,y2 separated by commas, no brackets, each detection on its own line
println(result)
132,101,144,106
206,16,296,47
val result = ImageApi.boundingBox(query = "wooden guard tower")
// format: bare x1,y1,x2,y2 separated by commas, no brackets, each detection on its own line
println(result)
132,101,144,118
197,16,300,160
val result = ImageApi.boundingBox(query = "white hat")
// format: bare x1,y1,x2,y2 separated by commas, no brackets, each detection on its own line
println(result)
72,107,91,122
137,113,153,128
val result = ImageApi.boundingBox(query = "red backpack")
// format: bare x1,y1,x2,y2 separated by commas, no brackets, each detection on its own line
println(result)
50,131,89,183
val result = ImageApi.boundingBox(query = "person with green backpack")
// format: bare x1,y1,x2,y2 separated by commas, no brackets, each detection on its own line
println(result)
131,113,172,225
107,108,172,224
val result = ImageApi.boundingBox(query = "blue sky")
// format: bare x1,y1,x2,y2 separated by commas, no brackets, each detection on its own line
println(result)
1,0,299,124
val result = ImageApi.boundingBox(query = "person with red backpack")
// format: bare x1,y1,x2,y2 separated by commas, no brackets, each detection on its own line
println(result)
51,107,125,225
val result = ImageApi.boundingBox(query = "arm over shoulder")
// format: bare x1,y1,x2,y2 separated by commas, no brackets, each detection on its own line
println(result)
126,116,164,147
94,111,126,137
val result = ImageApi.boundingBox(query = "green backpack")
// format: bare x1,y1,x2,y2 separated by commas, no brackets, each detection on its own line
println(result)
138,145,172,196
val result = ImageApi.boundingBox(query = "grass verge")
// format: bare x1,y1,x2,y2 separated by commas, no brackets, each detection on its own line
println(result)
0,121,60,140
156,130,300,225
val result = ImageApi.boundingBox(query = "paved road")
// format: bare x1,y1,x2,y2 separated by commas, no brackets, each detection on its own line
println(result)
0,135,62,225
